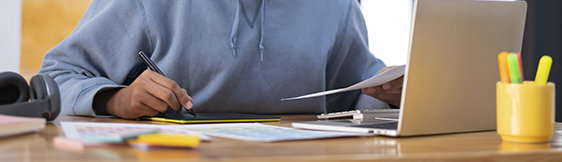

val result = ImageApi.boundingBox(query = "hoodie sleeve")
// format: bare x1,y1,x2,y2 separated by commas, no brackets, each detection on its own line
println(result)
38,0,151,116
325,0,390,113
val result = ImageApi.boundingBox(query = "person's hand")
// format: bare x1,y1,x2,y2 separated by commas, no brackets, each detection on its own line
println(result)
94,70,193,119
361,66,404,107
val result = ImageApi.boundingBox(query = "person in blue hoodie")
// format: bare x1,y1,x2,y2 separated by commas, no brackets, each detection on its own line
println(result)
39,0,403,119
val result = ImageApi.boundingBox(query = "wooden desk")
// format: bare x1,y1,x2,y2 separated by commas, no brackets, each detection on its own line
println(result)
1,115,561,162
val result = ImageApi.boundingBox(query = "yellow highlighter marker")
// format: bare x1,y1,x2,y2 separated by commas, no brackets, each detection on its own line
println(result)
129,134,200,148
498,51,511,83
535,55,552,85
507,53,522,84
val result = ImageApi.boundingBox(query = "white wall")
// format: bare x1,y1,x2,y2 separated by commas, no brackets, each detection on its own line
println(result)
0,0,21,73
361,0,413,66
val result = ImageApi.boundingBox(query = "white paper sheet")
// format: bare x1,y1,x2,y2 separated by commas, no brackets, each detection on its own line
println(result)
60,122,212,141
282,65,406,101
178,123,358,142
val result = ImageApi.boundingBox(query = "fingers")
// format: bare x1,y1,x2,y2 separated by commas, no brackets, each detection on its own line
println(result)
378,65,399,74
132,86,170,113
363,87,401,106
381,76,404,93
107,70,193,119
363,80,403,96
362,70,404,107
132,71,179,113
109,87,162,119
143,71,192,112
135,70,193,112
362,86,383,96
378,66,391,74
181,88,194,110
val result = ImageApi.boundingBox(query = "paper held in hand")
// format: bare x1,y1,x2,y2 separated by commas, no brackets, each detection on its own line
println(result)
282,65,406,101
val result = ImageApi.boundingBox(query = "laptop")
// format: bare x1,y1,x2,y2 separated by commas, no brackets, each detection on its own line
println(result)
292,0,527,136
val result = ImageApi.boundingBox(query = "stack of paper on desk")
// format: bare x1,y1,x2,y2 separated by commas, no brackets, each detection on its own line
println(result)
0,114,45,138
60,122,359,143
282,65,405,101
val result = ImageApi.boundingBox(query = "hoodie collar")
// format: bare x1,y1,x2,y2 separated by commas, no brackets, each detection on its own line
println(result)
230,0,267,61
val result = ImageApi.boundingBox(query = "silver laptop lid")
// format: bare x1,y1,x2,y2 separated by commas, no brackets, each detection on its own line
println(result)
398,0,527,136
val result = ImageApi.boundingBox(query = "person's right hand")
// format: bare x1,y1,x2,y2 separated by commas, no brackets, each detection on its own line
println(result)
361,66,404,107
94,70,193,119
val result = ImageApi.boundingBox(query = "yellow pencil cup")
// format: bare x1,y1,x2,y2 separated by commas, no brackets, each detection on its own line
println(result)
496,81,555,143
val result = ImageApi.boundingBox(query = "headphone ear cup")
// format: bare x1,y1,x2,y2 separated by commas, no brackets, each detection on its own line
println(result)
0,72,30,105
29,75,47,100
30,74,60,120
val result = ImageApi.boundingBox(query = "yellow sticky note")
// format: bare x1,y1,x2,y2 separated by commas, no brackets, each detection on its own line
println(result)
134,134,200,148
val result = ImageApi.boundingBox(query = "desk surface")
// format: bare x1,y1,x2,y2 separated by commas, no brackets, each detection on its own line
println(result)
1,115,561,162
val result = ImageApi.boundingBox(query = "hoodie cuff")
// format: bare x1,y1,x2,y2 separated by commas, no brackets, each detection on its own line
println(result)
64,78,126,117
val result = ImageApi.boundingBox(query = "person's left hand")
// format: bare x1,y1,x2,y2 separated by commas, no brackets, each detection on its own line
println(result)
361,66,404,107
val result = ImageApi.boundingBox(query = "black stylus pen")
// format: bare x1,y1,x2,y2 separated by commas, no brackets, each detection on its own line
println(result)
138,51,197,117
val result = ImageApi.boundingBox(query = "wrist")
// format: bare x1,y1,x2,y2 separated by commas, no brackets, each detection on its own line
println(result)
93,88,122,115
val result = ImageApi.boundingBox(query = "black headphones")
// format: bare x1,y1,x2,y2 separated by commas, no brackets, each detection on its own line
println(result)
0,72,60,121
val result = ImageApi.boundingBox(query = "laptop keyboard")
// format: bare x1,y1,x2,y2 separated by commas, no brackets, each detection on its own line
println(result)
318,109,400,119
348,122,398,130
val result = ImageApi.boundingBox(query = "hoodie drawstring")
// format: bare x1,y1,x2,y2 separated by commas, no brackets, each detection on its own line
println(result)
258,0,266,61
230,0,240,57
230,0,266,61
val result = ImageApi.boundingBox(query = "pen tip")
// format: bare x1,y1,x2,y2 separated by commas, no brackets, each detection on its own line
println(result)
139,51,143,54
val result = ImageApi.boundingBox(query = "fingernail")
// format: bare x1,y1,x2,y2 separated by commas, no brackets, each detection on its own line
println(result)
186,101,193,109
383,83,391,90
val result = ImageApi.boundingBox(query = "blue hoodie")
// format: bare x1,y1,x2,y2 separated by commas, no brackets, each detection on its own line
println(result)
39,0,389,116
